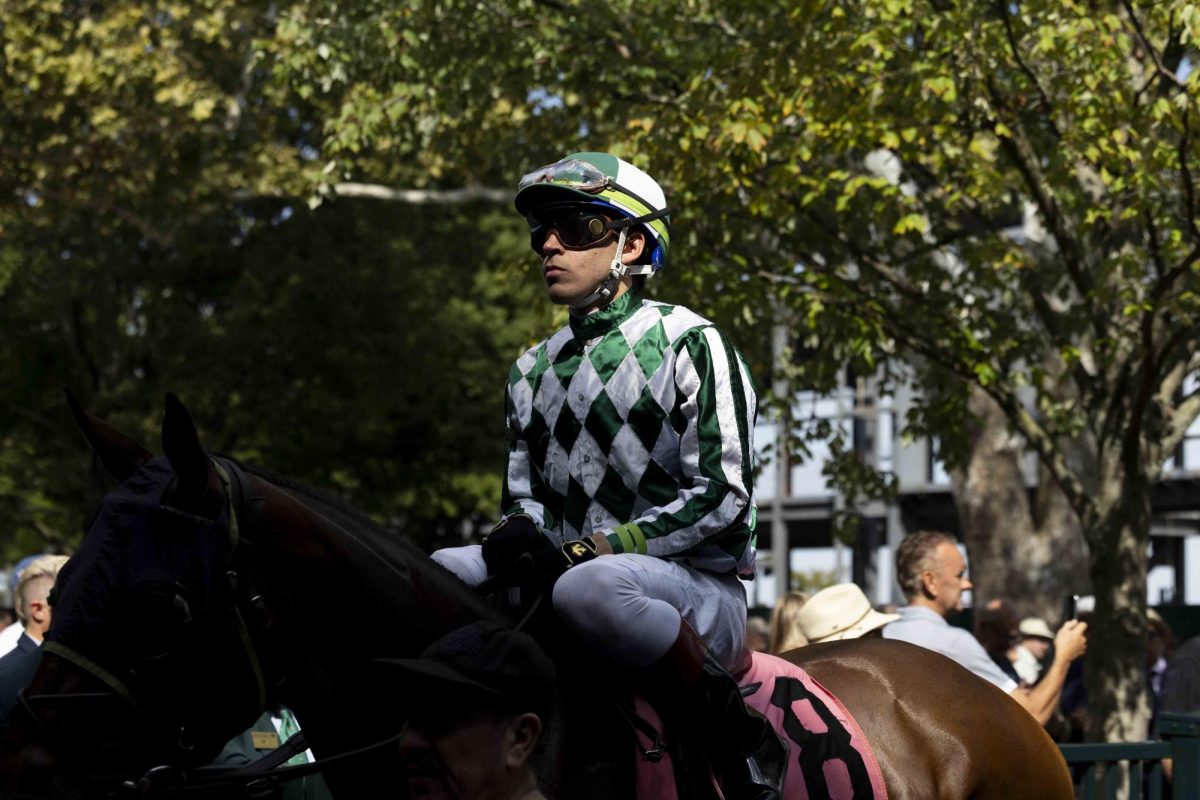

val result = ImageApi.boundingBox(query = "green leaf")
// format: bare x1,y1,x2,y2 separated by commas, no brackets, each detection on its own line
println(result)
893,213,929,235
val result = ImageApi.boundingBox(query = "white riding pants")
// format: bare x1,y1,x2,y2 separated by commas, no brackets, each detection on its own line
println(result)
431,545,747,670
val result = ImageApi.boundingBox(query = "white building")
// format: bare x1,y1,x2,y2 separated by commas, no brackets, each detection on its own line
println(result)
749,374,1200,611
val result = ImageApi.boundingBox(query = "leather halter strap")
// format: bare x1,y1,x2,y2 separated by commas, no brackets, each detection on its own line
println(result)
40,639,150,719
211,458,268,715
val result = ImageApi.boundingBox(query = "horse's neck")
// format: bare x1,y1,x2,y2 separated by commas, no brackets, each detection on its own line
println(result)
242,475,502,732
239,479,650,799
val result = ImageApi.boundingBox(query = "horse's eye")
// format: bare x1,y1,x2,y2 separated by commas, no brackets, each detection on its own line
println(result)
118,581,194,662
138,584,192,626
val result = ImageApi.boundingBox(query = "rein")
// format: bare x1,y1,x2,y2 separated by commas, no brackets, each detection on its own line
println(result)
114,729,404,798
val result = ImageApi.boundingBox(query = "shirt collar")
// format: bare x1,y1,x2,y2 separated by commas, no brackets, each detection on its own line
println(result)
568,290,640,340
898,605,949,625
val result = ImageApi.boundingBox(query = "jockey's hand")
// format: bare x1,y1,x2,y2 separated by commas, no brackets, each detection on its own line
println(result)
519,537,599,590
482,514,549,578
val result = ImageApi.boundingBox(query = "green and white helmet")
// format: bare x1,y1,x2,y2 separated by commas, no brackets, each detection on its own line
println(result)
515,152,671,274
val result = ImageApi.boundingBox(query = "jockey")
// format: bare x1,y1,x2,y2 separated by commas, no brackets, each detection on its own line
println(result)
433,152,786,799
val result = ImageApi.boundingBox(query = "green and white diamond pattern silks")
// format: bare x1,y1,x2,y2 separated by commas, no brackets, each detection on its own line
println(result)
501,292,758,577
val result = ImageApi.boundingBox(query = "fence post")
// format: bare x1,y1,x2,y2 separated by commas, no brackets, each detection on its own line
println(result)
1158,711,1200,798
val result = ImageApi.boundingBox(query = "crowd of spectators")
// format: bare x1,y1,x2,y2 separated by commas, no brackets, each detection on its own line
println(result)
746,529,1200,747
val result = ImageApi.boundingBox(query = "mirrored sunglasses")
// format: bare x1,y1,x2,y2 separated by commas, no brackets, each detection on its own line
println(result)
528,210,621,254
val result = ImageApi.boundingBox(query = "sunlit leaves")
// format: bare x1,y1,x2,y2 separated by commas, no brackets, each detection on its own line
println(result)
2,0,1198,567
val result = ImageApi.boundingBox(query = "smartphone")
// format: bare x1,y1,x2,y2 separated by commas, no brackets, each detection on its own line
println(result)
1065,594,1080,621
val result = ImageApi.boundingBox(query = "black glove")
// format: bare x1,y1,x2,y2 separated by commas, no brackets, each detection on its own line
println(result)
518,537,598,590
482,515,549,577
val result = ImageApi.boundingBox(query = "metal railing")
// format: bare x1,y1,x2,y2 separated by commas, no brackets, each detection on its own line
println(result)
1059,712,1200,800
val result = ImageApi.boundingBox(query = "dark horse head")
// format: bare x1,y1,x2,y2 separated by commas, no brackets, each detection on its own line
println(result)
0,394,505,798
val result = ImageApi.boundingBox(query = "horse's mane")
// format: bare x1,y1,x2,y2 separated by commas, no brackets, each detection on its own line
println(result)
221,456,502,624
235,459,400,541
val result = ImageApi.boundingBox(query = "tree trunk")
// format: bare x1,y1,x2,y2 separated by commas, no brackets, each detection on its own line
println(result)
1085,474,1152,743
951,387,1089,621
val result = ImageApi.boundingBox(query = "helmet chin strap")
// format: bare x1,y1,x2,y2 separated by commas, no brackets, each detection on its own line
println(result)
569,227,631,313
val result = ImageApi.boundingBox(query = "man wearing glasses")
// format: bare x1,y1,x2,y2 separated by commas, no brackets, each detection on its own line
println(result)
433,152,785,799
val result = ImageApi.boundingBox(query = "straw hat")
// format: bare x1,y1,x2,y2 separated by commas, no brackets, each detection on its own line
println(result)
797,583,899,644
1018,617,1055,641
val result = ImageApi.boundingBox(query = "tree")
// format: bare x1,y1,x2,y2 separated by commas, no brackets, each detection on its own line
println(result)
0,0,550,559
286,0,1196,742
1,0,304,555
654,1,1197,743
950,387,1090,624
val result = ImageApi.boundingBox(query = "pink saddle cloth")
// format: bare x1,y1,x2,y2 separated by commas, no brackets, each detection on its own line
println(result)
632,651,888,799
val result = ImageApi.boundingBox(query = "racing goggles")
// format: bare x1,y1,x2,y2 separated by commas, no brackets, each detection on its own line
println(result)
518,159,611,194
528,208,621,254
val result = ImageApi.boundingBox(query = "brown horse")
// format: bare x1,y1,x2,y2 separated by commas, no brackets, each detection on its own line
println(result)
0,396,1072,799
792,638,1071,798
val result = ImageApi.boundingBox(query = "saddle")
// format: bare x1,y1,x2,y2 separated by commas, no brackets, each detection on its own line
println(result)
616,653,889,800
511,595,887,800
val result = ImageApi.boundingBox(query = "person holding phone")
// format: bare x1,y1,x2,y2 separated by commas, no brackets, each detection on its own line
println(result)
884,531,1089,726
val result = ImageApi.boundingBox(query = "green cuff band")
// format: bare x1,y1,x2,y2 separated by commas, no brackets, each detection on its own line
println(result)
608,523,647,555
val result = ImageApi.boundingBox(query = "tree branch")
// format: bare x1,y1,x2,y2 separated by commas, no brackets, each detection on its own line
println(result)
1145,209,1168,279
985,379,1098,530
996,0,1062,139
32,519,70,551
234,183,511,205
898,162,1085,383
1121,0,1188,92
803,210,927,300
902,160,1019,236
758,270,802,286
36,188,176,248
893,226,980,268
333,182,510,204
1177,107,1200,244
985,77,1106,345
1126,293,1161,460
902,312,1096,526
987,79,1091,286
3,403,61,436
829,259,1099,526
779,254,1094,524
1162,383,1200,459
1153,324,1200,394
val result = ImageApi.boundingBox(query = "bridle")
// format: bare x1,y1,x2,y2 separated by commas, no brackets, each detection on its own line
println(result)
14,457,401,798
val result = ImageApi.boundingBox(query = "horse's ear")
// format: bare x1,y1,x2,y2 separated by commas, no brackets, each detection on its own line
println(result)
162,393,216,507
65,388,153,482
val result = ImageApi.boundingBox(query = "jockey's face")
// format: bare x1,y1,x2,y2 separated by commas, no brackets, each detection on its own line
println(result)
538,220,645,312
